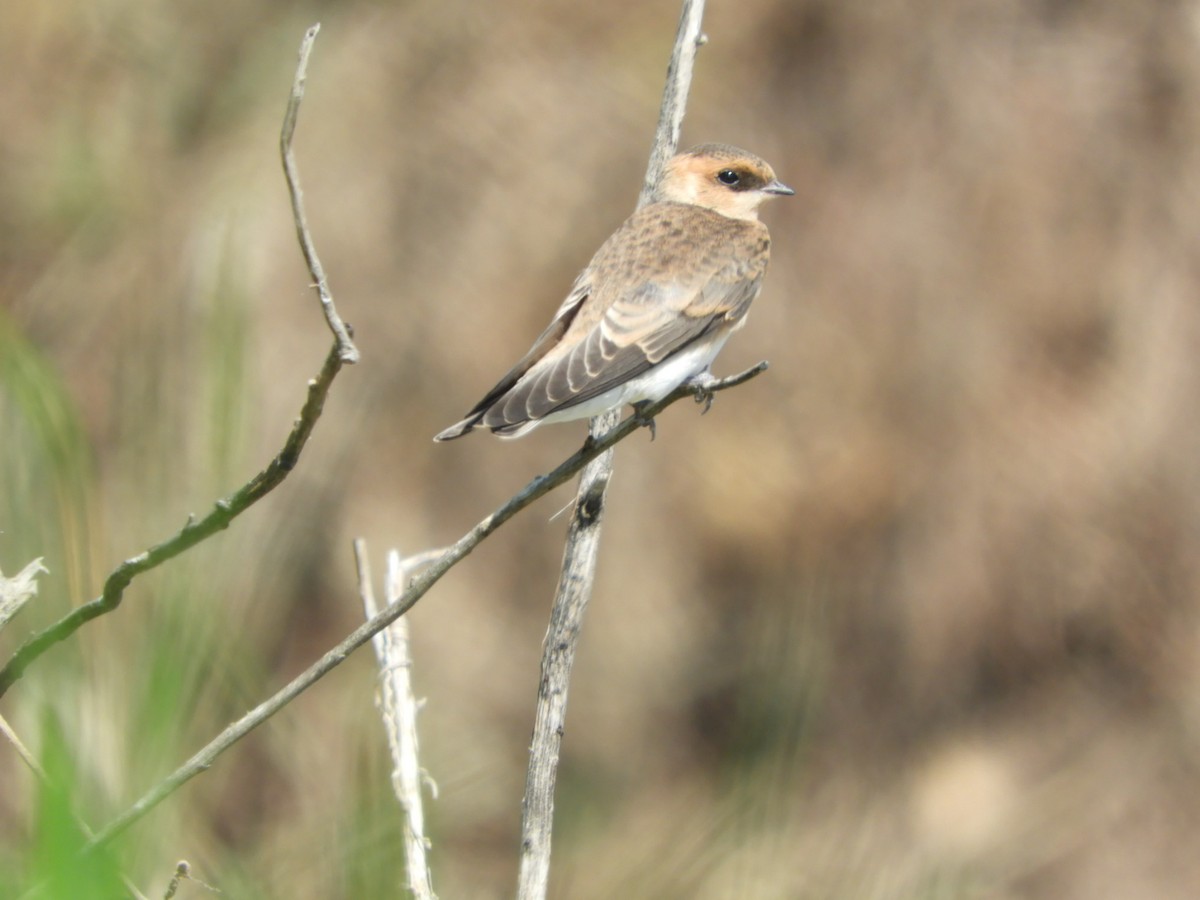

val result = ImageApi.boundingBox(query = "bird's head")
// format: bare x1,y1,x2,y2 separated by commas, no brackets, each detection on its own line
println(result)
659,144,794,221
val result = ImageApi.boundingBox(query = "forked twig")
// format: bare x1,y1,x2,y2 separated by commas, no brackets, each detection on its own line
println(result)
355,542,437,900
0,22,355,701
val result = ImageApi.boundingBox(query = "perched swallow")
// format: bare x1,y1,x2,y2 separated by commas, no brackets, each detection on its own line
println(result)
434,143,793,441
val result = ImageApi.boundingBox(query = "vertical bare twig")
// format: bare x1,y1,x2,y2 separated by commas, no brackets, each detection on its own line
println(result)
0,23,356,701
638,1,708,207
281,23,359,364
355,541,437,900
515,2,708,897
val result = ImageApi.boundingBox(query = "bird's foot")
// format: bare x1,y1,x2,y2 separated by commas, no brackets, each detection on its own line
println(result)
685,371,720,415
631,402,657,441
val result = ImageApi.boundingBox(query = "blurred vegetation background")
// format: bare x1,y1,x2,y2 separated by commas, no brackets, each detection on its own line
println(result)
3,0,1200,897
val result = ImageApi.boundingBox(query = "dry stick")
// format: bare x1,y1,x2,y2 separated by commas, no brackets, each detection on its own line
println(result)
355,542,437,900
283,24,355,353
282,23,358,365
79,363,765,856
161,861,217,899
637,0,708,209
0,22,356,701
515,2,707,897
0,713,42,777
0,557,47,633
382,551,437,900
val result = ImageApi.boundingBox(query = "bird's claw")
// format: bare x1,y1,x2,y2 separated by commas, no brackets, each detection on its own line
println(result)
632,402,657,440
686,372,719,415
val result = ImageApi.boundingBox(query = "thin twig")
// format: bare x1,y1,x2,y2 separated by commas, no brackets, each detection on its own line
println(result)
0,23,351,700
516,2,707,897
0,713,47,788
0,347,343,698
161,862,188,899
0,557,47,633
355,542,437,900
161,861,218,898
638,0,709,207
282,23,359,364
78,364,765,855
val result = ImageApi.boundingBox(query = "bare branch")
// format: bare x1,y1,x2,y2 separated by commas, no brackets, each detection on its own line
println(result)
161,862,188,900
0,713,47,787
78,364,764,854
638,0,709,207
0,23,353,700
282,23,359,364
0,557,46,633
355,541,437,900
161,861,217,899
0,346,344,698
517,2,708,897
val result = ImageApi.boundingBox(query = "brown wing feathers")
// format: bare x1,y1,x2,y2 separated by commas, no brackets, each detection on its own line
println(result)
439,203,770,438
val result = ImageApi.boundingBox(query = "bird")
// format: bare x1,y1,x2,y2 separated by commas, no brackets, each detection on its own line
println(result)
434,143,793,441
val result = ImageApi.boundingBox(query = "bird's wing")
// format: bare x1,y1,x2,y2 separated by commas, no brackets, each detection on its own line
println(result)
433,281,590,440
481,215,769,428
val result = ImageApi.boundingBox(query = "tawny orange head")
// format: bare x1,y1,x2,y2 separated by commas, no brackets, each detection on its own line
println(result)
659,143,794,220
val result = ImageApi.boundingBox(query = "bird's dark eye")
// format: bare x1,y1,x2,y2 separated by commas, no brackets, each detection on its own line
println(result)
717,169,740,186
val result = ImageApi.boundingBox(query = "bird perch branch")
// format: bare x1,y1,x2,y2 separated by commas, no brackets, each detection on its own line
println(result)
79,362,764,855
516,2,708,896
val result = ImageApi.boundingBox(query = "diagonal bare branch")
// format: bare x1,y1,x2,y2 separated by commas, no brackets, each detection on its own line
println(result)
79,363,765,854
0,347,343,698
0,22,353,700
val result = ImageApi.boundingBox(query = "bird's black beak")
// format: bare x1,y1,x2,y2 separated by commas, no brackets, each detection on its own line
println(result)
763,179,795,196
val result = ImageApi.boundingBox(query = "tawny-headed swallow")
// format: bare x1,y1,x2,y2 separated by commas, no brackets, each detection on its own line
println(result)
434,144,793,441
